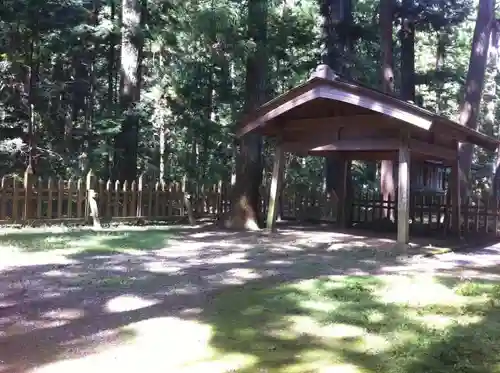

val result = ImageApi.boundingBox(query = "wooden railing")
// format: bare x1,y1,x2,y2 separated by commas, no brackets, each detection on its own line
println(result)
352,191,500,237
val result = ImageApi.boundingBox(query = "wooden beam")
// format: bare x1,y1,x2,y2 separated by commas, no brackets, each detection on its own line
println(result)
237,88,321,137
312,139,400,152
434,118,499,152
307,150,397,160
282,130,388,148
319,85,434,130
282,136,456,163
284,114,387,132
408,139,456,161
397,135,410,247
283,138,400,153
266,145,285,231
282,123,396,143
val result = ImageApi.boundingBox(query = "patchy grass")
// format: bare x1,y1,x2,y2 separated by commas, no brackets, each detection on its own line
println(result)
2,225,500,372
0,226,175,253
194,275,500,373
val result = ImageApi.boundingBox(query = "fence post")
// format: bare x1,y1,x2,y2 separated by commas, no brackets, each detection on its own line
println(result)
137,173,144,219
181,176,186,217
86,169,101,228
23,165,33,222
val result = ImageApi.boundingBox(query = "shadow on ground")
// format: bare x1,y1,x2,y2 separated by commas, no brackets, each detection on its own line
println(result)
1,222,500,372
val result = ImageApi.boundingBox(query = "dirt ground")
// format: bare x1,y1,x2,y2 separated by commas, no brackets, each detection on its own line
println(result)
1,222,499,373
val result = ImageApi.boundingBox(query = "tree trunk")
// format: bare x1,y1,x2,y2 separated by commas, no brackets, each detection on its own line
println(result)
458,0,495,198
225,0,268,230
399,0,415,103
435,30,447,114
50,58,66,155
114,0,144,182
320,0,353,212
104,0,117,180
380,0,396,215
485,22,500,197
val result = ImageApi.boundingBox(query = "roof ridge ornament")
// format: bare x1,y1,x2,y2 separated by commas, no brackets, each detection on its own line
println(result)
309,64,340,81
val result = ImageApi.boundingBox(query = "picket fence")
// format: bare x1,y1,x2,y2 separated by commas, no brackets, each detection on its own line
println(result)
0,168,336,224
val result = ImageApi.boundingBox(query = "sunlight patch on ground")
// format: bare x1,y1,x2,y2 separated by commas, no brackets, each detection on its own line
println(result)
43,269,80,278
209,252,249,264
328,240,368,250
208,267,273,286
105,294,161,313
411,312,482,329
1,317,70,337
142,261,183,273
291,316,370,340
0,252,78,270
42,308,85,321
374,274,465,306
32,317,250,373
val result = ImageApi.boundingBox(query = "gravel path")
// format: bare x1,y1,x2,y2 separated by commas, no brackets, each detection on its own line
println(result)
0,224,499,373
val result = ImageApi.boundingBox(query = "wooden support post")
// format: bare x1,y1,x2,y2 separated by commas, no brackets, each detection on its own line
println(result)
451,141,461,236
345,161,353,228
266,145,285,231
397,137,410,247
336,156,349,227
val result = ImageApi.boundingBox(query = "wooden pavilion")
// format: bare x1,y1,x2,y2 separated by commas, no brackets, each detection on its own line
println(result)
236,65,500,247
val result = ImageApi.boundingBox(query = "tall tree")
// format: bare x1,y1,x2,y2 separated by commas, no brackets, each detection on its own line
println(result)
320,0,353,206
114,0,145,181
225,0,268,230
399,0,415,102
458,0,495,197
380,0,396,212
485,21,500,195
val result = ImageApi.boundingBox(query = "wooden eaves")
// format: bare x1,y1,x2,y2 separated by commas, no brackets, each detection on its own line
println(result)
236,74,499,156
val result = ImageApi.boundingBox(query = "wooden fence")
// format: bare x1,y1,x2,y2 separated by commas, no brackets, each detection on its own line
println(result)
0,170,229,224
351,191,500,237
1,168,500,237
0,169,337,224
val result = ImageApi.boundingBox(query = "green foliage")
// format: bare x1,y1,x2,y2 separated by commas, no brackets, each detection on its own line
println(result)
0,0,495,191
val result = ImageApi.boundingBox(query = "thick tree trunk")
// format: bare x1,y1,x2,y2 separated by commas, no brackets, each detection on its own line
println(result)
485,22,500,196
399,0,422,199
320,0,353,211
399,0,415,103
380,0,396,214
115,0,144,182
50,58,66,155
458,0,495,198
27,34,38,171
225,0,268,230
104,0,116,179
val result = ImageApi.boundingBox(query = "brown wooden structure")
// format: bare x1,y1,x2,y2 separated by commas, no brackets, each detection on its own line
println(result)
236,65,500,247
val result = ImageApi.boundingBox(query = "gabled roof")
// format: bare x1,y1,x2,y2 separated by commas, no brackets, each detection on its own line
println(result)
237,69,499,152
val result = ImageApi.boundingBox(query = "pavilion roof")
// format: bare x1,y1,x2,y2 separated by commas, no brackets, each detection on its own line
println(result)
237,67,499,152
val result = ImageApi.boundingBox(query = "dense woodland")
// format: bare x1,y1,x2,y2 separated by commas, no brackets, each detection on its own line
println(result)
0,0,499,228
